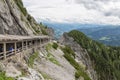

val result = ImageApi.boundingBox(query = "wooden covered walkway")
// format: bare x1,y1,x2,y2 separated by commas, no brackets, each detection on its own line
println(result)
0,35,50,60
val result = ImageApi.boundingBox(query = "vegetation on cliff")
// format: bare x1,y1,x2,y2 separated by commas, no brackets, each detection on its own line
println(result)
52,42,58,50
14,0,48,35
61,46,91,80
14,0,27,16
0,72,14,80
28,52,39,67
68,30,120,80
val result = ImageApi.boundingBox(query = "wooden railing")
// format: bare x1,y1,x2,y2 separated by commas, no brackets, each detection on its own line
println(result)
0,52,4,59
0,40,50,60
6,50,16,57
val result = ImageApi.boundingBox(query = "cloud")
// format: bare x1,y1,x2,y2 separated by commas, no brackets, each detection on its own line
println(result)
23,0,120,25
104,8,120,18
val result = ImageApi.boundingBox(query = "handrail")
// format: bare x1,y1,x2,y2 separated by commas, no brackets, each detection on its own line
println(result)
0,52,5,59
0,56,4,59
16,48,22,53
0,52,4,55
6,49,15,57
0,39,50,60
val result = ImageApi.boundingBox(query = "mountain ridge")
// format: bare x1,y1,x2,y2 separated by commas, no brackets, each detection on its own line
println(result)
62,30,120,80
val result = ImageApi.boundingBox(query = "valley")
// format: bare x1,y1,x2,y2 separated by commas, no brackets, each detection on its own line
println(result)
44,22,120,46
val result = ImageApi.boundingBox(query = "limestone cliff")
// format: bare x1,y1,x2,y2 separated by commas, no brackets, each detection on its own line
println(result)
0,0,48,35
60,33,98,80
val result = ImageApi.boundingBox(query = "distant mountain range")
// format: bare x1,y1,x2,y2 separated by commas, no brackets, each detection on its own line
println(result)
79,26,120,46
43,22,120,46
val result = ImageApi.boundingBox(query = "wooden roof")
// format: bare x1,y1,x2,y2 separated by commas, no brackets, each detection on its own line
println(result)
0,34,49,42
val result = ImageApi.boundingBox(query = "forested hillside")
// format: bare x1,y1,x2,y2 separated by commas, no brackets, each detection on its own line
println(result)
68,30,120,80
78,26,120,46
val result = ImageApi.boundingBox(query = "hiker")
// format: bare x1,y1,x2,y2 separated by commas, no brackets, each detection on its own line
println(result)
9,46,14,52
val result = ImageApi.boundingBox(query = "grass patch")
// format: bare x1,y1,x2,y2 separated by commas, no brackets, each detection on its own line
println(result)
46,43,52,52
40,72,52,80
61,45,75,58
28,52,39,67
46,43,61,66
47,53,61,66
52,43,58,50
0,72,15,80
61,46,91,80
41,28,48,35
20,70,27,77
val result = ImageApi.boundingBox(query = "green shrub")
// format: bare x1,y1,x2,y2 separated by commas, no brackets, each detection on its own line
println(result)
52,43,58,50
40,72,52,80
41,28,48,35
46,43,52,52
61,46,91,80
61,45,75,58
75,71,81,79
28,52,39,67
14,0,27,16
0,72,14,80
47,53,61,66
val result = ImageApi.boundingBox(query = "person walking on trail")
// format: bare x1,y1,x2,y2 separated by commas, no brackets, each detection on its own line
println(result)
9,46,14,52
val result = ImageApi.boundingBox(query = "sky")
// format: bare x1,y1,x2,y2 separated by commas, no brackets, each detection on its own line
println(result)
23,0,120,25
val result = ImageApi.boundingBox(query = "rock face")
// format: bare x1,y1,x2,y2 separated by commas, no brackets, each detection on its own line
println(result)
36,48,75,80
46,27,54,39
0,0,44,35
60,33,98,80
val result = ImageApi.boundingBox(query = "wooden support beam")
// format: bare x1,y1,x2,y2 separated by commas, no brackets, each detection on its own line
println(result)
14,42,17,54
39,40,40,46
26,41,28,50
36,40,38,48
40,39,41,46
34,40,37,50
3,42,6,60
20,41,24,59
30,40,32,48
22,41,24,51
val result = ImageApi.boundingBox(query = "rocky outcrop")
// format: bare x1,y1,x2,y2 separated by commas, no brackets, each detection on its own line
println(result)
60,33,98,80
46,27,54,39
0,0,45,35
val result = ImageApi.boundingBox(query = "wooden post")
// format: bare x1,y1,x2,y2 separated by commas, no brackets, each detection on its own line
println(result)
26,41,28,50
14,42,17,54
36,40,38,48
30,40,32,48
48,37,50,42
3,42,6,60
33,40,35,47
39,39,40,47
36,39,38,49
43,38,45,45
20,41,24,59
41,39,43,46
22,41,24,51
40,39,41,47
